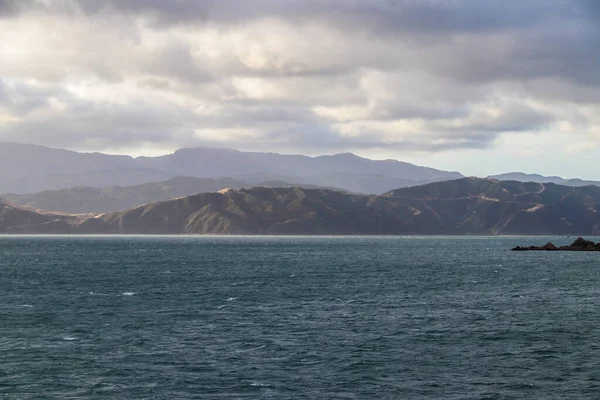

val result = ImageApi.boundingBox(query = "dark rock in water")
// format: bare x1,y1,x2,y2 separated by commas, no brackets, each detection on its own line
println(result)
512,237,600,251
571,237,595,248
512,242,559,251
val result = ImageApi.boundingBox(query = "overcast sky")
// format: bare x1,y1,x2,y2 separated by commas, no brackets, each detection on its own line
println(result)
1,0,600,178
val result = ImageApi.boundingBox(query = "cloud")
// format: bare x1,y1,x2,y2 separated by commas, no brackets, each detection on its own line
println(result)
69,0,578,35
0,0,19,17
0,0,600,158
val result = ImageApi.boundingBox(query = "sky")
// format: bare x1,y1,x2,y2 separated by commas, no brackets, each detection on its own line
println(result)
1,0,600,178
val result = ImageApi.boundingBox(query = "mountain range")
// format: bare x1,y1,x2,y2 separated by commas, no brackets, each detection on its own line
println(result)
0,143,461,194
3,176,331,214
2,178,600,235
487,172,600,187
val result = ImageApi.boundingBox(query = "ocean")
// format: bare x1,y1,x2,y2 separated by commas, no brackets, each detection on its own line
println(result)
1,235,600,399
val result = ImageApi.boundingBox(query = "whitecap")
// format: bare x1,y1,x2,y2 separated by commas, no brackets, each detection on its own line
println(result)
250,382,271,387
63,336,78,341
226,297,238,302
217,304,227,309
122,292,136,296
246,345,266,352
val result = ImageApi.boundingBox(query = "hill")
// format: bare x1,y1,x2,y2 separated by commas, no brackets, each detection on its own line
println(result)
79,178,600,235
3,178,600,235
0,199,76,233
77,187,421,234
3,176,332,213
384,178,600,235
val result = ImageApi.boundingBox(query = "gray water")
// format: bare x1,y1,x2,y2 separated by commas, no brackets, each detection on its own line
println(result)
1,236,600,399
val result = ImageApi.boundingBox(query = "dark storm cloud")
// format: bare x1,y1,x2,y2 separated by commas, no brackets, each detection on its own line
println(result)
57,0,600,87
69,0,576,33
7,0,578,36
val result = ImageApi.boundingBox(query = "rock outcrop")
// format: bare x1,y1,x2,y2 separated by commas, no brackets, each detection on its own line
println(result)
512,238,600,251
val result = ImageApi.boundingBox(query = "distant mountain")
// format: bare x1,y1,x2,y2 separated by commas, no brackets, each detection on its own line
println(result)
5,177,600,235
488,172,600,187
137,148,462,193
4,176,334,213
0,143,461,194
0,143,149,193
285,172,423,194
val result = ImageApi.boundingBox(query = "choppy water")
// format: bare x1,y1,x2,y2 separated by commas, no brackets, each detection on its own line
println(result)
1,235,600,399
